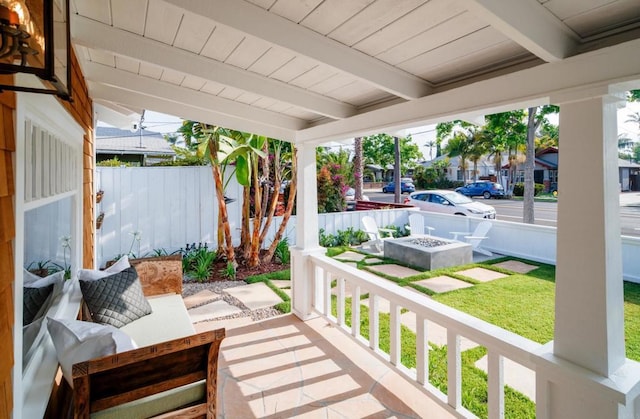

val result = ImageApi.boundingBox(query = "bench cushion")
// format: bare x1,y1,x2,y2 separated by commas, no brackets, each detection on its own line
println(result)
120,293,195,347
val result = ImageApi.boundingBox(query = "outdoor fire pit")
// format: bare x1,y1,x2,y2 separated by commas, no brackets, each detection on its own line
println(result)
384,236,472,270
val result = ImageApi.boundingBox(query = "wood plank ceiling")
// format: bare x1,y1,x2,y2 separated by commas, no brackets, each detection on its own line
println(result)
71,0,640,141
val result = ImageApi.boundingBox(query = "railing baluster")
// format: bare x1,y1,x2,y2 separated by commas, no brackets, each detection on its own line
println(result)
369,293,379,351
351,284,361,338
416,314,428,385
390,302,400,366
337,277,345,326
488,351,505,419
447,329,462,410
324,270,331,317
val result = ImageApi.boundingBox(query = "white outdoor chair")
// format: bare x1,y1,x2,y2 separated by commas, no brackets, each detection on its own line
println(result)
361,216,395,252
407,213,435,237
450,221,493,256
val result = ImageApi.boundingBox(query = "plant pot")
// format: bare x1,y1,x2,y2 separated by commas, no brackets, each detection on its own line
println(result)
96,212,105,229
96,190,104,203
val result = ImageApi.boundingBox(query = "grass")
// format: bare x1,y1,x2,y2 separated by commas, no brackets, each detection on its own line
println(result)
333,296,535,418
327,248,640,417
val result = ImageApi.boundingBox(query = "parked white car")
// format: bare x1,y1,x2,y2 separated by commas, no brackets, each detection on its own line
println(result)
404,190,497,219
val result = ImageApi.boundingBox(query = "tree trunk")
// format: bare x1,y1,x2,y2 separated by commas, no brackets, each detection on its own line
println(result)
264,147,297,262
258,151,281,246
241,185,251,259
523,107,537,224
210,141,235,266
394,136,401,203
248,160,262,268
354,137,363,200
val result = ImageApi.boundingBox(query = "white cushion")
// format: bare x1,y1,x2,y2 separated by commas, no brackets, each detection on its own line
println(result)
46,317,137,387
120,294,195,347
78,255,130,281
24,269,64,288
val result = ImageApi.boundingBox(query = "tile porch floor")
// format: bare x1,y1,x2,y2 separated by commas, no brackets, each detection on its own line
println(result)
198,314,455,418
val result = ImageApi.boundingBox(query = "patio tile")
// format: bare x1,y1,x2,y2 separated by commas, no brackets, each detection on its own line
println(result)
334,251,366,262
475,355,536,400
182,289,218,309
400,312,479,351
193,316,254,333
226,282,283,310
414,276,473,293
367,264,422,279
270,279,291,289
494,260,539,274
217,314,456,418
456,267,509,282
188,300,243,323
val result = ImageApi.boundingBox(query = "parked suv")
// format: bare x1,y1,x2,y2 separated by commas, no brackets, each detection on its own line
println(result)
456,181,505,199
382,181,415,194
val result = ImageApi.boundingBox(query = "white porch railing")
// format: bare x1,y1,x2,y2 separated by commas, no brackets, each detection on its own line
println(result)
308,254,542,418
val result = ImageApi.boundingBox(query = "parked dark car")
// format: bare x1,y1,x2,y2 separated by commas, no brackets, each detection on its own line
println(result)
455,181,505,199
382,181,415,194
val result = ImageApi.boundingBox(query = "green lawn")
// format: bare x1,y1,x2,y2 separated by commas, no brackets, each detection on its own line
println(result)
328,249,640,417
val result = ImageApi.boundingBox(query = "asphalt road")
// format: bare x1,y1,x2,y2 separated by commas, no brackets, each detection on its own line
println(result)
365,190,640,237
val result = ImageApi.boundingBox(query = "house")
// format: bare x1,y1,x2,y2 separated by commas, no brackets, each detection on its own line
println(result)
619,158,640,191
95,126,176,166
421,155,504,183
2,1,640,418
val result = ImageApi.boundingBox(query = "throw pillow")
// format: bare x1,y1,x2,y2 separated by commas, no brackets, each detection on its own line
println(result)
23,270,65,325
46,317,137,387
23,284,54,325
78,254,130,281
79,266,152,328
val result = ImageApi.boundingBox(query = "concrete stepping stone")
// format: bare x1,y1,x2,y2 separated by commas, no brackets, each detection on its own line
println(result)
334,251,366,262
360,298,391,313
281,288,291,298
183,290,218,309
364,258,383,264
331,282,366,298
189,300,243,323
400,312,478,351
414,276,473,293
367,264,422,279
493,260,538,274
226,282,283,311
269,279,291,289
343,261,358,268
475,355,536,400
456,267,509,283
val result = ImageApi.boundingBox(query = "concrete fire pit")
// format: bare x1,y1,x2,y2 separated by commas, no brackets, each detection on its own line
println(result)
384,237,472,270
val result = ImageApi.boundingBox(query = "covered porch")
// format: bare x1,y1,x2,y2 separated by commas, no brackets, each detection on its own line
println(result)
4,0,640,418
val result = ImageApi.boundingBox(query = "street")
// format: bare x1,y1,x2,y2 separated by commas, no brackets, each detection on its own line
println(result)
364,190,640,237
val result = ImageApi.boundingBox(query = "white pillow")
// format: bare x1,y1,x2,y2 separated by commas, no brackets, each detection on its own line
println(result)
24,269,64,288
46,317,138,387
78,255,130,281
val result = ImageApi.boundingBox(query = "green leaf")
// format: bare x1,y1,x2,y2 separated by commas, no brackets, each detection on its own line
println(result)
235,155,250,186
196,140,209,160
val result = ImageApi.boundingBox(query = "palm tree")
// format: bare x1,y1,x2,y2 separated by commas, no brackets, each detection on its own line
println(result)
626,112,640,132
425,140,436,160
445,132,473,184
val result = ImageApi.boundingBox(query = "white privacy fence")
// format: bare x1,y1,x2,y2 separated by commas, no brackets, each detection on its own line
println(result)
308,255,542,418
95,167,640,281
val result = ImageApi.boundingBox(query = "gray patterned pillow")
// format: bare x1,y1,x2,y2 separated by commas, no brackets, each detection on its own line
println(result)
23,284,54,325
79,267,152,328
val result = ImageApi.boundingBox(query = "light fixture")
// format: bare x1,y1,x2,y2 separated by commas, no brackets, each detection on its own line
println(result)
0,0,71,100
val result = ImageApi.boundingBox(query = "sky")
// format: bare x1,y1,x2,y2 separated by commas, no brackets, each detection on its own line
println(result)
101,102,640,161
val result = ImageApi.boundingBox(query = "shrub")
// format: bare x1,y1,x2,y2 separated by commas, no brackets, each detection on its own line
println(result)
319,227,369,247
274,237,290,264
512,182,545,197
97,157,131,167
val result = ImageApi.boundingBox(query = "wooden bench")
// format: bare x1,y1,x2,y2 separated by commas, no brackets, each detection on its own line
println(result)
72,329,225,419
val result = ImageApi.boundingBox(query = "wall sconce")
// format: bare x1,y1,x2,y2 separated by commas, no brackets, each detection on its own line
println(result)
0,0,71,101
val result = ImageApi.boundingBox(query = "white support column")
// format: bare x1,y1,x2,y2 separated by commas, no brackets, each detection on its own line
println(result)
290,142,324,320
534,87,640,418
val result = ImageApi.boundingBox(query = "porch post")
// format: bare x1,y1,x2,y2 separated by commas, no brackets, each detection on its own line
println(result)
533,87,640,418
290,142,324,320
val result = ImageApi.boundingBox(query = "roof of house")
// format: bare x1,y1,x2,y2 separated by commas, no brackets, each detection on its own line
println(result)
619,158,640,168
96,126,175,156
